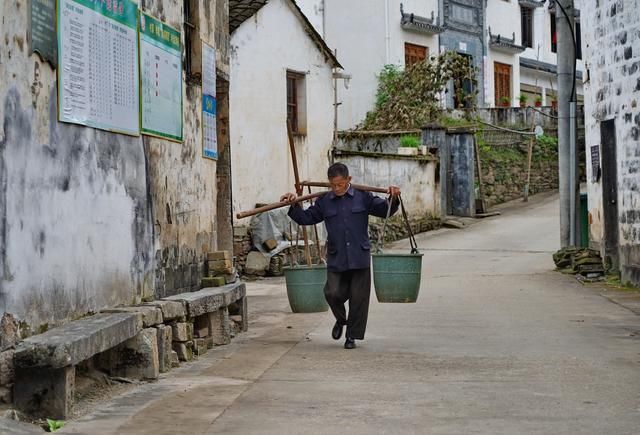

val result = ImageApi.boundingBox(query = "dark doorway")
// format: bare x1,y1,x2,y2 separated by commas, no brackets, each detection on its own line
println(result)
600,119,619,269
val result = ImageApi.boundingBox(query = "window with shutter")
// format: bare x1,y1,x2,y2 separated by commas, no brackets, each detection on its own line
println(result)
404,43,428,67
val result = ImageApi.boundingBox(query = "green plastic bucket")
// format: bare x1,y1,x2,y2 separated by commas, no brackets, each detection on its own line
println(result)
283,264,329,313
372,253,423,303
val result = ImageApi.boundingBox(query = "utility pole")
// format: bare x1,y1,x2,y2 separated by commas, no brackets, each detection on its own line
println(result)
556,0,577,248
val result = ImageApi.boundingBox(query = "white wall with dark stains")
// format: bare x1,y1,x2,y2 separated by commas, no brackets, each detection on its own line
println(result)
582,0,640,285
229,0,335,220
0,0,230,333
0,0,153,332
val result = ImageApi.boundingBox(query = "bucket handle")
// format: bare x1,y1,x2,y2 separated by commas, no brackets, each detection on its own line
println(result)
375,194,419,254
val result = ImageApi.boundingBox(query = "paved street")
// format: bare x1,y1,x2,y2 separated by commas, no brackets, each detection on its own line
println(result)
62,193,640,434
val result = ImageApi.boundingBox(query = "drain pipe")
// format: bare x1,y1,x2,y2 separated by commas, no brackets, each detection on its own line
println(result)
384,0,391,63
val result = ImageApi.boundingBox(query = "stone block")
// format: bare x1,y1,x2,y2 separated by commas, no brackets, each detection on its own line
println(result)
98,328,159,381
0,349,15,386
144,300,187,322
204,336,215,349
172,342,193,362
233,226,249,238
262,239,278,251
170,351,180,367
208,259,233,271
14,365,75,419
202,276,226,287
155,325,172,374
0,313,20,350
15,313,141,369
171,322,193,342
193,338,207,356
102,306,163,327
245,252,269,275
209,308,231,345
207,251,231,261
0,385,12,404
224,271,238,284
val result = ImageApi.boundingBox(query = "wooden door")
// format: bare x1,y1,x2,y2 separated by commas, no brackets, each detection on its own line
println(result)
601,119,619,268
494,62,511,106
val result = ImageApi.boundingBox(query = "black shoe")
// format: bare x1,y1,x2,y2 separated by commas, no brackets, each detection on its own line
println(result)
344,337,356,349
331,322,343,340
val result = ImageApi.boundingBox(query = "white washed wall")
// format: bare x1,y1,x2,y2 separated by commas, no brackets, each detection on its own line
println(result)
230,0,335,221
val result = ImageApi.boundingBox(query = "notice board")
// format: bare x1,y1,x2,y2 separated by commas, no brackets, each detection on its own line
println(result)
57,0,140,135
139,12,183,141
202,42,218,160
30,0,58,66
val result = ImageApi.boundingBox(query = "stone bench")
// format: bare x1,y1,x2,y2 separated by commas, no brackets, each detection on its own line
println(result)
12,282,247,419
164,282,247,356
13,312,142,419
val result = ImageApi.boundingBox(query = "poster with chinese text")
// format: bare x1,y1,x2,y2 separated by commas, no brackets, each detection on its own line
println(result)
58,0,140,135
139,12,183,141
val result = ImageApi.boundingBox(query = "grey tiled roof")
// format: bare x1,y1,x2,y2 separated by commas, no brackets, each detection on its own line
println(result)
228,0,341,68
229,0,269,33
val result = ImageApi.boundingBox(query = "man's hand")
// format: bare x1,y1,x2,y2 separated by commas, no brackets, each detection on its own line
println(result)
280,192,297,202
388,185,401,197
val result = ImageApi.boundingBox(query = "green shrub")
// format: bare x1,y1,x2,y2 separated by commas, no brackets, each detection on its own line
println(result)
399,135,421,147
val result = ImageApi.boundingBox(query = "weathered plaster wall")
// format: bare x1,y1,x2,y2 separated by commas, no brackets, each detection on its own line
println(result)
0,0,231,330
229,0,335,221
582,0,640,285
334,152,439,218
0,0,153,331
140,0,229,298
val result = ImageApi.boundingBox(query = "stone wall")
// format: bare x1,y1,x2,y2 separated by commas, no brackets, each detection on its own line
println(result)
477,128,559,207
582,0,640,286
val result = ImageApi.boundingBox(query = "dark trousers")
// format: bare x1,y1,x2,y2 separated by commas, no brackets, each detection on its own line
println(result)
324,268,371,340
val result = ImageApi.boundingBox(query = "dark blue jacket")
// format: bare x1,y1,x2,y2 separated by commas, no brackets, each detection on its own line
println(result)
288,186,399,272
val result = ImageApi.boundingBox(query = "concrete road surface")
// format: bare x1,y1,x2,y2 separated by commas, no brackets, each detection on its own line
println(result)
61,193,640,434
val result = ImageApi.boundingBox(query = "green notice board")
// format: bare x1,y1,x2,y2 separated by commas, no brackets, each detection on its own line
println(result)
139,12,183,142
30,0,57,66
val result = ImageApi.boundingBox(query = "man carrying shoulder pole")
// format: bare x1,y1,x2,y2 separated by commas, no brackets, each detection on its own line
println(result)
280,163,401,349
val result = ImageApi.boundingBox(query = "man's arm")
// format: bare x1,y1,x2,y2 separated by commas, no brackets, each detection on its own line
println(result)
281,192,325,225
368,186,401,218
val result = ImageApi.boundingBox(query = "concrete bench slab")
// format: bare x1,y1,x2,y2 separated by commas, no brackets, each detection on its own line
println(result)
14,313,142,369
101,306,163,327
164,282,246,318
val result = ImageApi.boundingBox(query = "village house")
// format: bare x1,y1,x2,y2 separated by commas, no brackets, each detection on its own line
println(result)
298,0,585,129
228,0,341,219
581,0,640,287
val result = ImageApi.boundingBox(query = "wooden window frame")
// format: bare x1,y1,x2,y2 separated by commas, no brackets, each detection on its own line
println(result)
404,42,428,67
521,7,534,48
286,71,307,135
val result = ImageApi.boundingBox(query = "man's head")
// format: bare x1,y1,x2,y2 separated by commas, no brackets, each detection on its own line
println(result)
327,163,352,197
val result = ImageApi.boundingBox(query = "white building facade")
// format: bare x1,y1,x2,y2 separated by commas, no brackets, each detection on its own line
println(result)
298,0,584,129
229,0,340,220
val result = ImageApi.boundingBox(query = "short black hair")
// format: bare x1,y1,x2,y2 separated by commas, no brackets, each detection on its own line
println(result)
327,162,349,179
